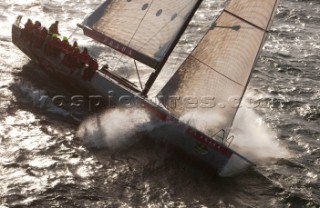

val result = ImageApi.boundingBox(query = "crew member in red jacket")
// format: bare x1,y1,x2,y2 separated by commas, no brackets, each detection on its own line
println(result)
70,48,80,72
61,48,80,72
49,21,60,35
60,37,72,54
46,34,61,57
21,19,34,42
83,58,98,80
25,19,33,30
39,27,49,46
32,21,43,48
71,41,78,52
78,47,91,68
33,21,41,31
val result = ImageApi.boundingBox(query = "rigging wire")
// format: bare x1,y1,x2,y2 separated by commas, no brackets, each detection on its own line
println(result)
112,0,155,72
68,26,80,39
134,60,144,90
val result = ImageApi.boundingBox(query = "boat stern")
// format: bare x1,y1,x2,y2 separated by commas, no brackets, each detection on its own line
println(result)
12,16,22,44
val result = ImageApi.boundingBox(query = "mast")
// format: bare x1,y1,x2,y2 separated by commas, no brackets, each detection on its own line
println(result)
141,0,204,96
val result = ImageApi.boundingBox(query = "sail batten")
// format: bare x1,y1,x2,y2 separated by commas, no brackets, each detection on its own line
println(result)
83,0,202,69
159,0,279,137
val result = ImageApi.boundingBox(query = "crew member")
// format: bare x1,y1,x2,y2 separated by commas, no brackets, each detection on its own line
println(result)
21,18,34,42
25,18,33,30
33,21,41,31
37,27,48,49
49,21,60,35
60,36,72,54
41,27,49,40
46,34,61,57
61,48,80,72
61,52,72,68
70,48,80,71
82,58,98,80
32,21,42,48
89,58,98,71
71,41,78,52
78,47,91,68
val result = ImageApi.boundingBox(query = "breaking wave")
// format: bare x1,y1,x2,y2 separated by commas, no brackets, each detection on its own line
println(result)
77,108,154,150
230,106,291,162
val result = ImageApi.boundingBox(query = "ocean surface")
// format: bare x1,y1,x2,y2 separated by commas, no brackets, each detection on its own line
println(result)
0,0,319,207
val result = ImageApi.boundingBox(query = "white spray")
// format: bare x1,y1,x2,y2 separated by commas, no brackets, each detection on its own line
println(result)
76,98,290,175
229,107,291,162
178,99,291,176
77,108,154,150
180,110,228,136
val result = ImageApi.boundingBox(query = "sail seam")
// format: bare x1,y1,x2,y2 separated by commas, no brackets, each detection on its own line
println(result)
224,9,268,32
191,56,244,87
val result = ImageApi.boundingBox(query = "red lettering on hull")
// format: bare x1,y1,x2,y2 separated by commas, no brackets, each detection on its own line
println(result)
142,100,233,159
186,128,232,158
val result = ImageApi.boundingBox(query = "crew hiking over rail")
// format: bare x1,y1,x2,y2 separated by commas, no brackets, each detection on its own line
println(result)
20,18,102,81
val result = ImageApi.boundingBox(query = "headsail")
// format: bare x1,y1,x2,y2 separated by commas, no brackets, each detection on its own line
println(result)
158,0,279,137
83,0,202,69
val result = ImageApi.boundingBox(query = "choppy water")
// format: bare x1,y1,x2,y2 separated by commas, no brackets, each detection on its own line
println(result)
0,0,319,207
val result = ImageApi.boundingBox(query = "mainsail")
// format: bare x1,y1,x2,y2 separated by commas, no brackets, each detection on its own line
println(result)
158,0,279,137
82,0,202,70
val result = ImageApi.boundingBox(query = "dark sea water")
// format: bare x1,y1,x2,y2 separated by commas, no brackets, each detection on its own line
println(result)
0,0,319,207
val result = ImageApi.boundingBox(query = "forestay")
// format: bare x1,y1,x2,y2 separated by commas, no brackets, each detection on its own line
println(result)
158,0,279,136
83,0,202,69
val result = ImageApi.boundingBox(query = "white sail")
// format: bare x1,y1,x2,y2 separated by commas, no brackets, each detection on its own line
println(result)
83,0,202,69
158,0,279,136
